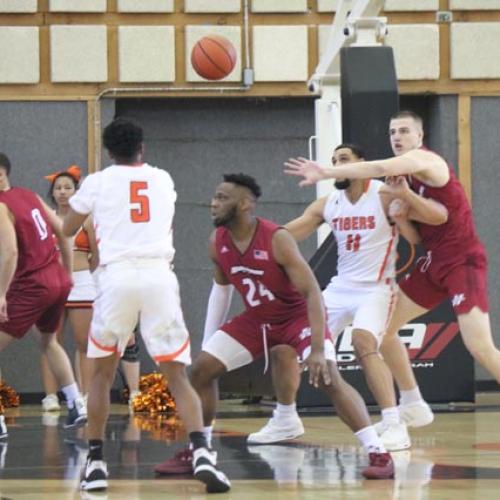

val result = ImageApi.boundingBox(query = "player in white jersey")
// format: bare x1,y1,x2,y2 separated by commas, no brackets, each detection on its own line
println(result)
249,144,443,451
63,118,230,494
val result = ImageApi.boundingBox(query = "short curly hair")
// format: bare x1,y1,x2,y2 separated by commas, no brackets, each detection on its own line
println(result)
0,152,11,175
223,173,262,198
103,118,144,161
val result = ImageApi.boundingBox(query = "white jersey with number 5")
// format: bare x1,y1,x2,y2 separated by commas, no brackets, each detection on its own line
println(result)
323,179,397,283
69,163,175,265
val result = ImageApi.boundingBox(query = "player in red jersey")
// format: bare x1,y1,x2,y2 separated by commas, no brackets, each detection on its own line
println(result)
156,173,394,480
285,110,500,429
0,153,87,438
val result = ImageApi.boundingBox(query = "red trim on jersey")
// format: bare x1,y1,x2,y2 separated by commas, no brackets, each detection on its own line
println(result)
89,333,118,353
153,337,190,363
384,280,397,330
363,180,371,193
377,225,397,281
65,300,93,309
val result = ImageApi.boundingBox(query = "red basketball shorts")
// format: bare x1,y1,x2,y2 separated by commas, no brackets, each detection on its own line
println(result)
1,261,72,338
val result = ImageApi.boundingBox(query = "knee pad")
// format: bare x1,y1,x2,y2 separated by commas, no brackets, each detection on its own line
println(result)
122,341,140,362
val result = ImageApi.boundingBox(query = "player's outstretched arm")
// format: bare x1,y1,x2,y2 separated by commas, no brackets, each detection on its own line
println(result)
203,232,234,346
37,196,73,275
272,229,331,387
0,203,18,321
284,149,445,186
285,197,327,242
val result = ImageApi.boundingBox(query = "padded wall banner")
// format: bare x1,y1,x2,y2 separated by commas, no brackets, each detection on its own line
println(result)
297,236,475,407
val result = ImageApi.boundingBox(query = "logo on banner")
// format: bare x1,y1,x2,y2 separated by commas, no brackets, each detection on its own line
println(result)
335,322,461,370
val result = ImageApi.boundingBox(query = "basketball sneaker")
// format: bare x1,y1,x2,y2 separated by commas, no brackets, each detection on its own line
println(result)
399,401,434,428
154,447,194,475
64,397,88,429
192,447,231,493
0,415,7,440
247,411,304,444
80,457,108,491
42,393,61,412
378,422,411,451
362,452,395,479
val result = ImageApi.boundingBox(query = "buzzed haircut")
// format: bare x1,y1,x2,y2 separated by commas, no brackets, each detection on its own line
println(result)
223,173,262,199
391,110,424,129
103,118,144,160
334,143,365,159
0,152,11,175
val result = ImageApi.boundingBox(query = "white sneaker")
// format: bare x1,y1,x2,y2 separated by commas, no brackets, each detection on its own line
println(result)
0,415,7,439
247,411,304,444
80,457,108,491
379,422,411,451
399,401,434,428
193,447,231,493
42,394,61,412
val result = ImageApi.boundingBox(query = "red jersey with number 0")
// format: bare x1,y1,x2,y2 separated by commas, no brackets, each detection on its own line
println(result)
408,150,486,262
215,217,307,323
0,187,59,279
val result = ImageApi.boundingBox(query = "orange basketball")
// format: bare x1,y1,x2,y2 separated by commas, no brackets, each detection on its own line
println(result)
191,35,237,80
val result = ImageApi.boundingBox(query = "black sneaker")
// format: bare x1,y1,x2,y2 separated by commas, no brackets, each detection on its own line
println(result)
0,415,7,440
193,447,231,493
80,457,108,491
64,397,87,429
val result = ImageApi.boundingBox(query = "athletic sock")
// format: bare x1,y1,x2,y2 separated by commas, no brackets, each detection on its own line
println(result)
61,383,80,409
381,406,400,426
275,402,297,419
89,439,103,461
355,426,387,454
400,387,423,405
203,425,213,448
189,431,209,450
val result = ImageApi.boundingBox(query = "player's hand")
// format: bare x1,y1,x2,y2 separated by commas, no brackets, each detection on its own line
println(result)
380,175,411,198
302,349,331,388
389,198,410,222
0,295,8,322
284,157,327,186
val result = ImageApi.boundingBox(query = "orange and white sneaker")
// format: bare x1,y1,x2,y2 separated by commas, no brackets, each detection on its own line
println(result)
362,452,395,479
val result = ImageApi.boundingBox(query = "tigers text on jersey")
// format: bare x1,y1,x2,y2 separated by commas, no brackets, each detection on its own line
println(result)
69,164,176,265
323,180,397,283
215,217,307,323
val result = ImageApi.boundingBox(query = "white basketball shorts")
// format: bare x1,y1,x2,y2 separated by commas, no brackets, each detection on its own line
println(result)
87,259,191,365
323,276,398,344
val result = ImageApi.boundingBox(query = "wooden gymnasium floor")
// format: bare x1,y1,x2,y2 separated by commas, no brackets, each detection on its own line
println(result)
1,393,499,499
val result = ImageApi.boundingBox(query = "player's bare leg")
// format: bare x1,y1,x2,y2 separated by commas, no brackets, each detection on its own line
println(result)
68,308,93,396
381,291,433,428
458,307,500,382
353,329,410,450
159,361,204,433
40,322,64,411
190,352,227,430
248,345,303,444
156,359,231,492
81,353,119,492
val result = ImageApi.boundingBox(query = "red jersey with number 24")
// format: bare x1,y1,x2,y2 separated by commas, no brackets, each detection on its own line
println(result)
215,217,307,324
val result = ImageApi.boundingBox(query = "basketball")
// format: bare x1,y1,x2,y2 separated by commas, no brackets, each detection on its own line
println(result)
191,35,237,80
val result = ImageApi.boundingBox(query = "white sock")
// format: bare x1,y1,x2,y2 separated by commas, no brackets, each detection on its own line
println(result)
355,425,387,454
203,425,213,448
381,406,400,426
61,383,81,409
275,402,297,419
400,387,423,405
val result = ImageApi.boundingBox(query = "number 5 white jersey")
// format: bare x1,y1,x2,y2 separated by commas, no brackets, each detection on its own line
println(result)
69,163,176,265
323,180,398,283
